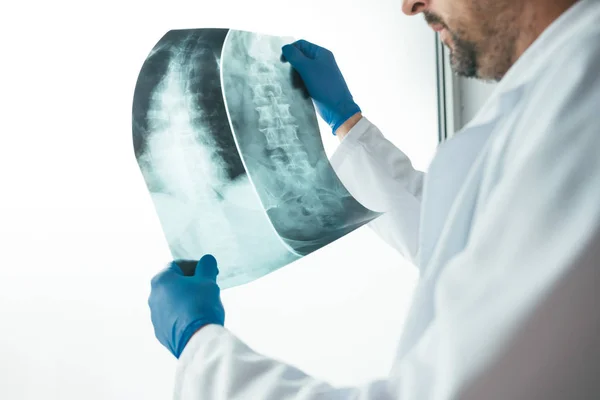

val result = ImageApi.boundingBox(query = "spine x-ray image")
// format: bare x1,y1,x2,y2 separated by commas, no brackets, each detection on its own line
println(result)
132,28,382,289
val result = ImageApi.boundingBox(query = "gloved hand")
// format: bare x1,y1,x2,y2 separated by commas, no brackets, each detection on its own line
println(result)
148,254,225,358
281,39,361,135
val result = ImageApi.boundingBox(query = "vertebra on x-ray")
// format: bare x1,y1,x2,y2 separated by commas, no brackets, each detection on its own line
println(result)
132,28,381,289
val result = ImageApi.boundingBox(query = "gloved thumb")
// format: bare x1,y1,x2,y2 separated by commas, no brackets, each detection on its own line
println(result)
195,254,219,280
281,44,308,69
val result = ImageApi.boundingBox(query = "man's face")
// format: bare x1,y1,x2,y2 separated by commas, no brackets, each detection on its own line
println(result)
403,0,523,81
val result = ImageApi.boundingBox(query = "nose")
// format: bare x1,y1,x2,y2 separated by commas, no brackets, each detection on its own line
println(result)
402,0,429,15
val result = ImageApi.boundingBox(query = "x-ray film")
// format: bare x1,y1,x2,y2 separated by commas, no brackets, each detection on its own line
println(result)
132,28,382,289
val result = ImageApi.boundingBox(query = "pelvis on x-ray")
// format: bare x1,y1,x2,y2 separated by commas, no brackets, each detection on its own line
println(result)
132,28,382,289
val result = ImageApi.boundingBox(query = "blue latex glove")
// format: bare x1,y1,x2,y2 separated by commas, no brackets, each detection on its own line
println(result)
148,254,225,358
281,39,361,135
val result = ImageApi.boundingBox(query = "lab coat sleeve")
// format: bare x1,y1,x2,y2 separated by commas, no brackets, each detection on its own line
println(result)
173,324,393,400
328,116,425,265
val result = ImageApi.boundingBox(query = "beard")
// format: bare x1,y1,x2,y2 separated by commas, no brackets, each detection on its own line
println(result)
448,31,479,78
425,11,480,79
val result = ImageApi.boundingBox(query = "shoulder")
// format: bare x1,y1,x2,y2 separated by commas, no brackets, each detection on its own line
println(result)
480,31,600,209
530,21,600,96
506,29,600,160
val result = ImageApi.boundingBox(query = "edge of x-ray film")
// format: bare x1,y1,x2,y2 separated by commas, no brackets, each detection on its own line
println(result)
132,28,382,289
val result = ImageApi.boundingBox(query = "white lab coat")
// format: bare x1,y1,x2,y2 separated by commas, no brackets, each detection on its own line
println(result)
172,0,600,398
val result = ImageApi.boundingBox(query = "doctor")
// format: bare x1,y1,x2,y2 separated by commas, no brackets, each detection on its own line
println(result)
148,0,600,398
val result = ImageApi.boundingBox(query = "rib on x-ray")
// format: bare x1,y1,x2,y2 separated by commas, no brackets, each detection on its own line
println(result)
132,28,382,289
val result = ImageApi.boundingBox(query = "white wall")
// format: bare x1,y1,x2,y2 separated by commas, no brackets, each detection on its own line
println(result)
0,1,440,398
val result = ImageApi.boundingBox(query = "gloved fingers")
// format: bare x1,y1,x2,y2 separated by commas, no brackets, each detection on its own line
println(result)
194,254,219,280
167,261,184,275
150,261,183,289
281,43,309,68
291,39,324,59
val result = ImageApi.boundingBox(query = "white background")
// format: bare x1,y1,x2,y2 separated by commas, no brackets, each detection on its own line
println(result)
0,1,439,398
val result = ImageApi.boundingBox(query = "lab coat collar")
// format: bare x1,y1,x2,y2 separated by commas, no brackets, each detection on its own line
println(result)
497,0,593,93
463,0,594,128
